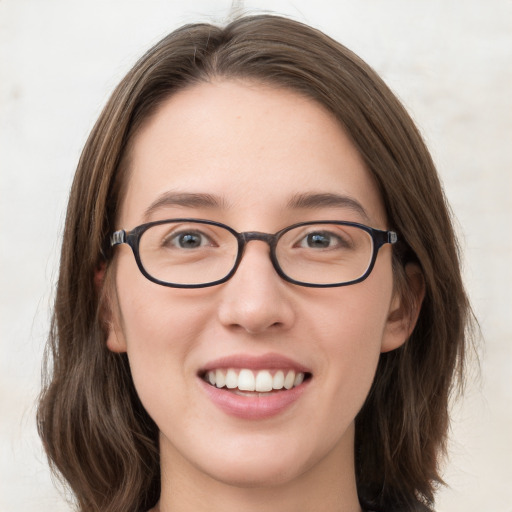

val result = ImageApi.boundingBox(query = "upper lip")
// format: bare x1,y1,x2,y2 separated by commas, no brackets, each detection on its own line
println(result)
199,352,311,374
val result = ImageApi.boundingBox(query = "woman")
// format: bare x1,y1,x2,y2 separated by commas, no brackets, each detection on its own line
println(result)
37,14,472,512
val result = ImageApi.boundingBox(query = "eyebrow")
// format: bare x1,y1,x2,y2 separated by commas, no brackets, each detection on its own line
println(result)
143,190,370,223
143,192,226,221
287,192,370,222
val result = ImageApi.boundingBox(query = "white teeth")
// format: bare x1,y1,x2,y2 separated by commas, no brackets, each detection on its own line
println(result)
284,370,295,390
215,369,225,388
272,370,285,389
205,368,306,392
225,368,238,389
238,369,255,391
255,370,273,392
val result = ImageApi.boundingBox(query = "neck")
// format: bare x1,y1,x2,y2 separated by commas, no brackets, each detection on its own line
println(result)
154,423,363,512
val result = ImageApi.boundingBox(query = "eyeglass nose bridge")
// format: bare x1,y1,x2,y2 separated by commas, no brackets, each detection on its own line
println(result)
237,230,280,256
233,230,282,275
239,231,279,245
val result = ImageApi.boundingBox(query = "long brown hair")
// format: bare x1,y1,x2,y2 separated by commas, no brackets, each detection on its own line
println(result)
37,15,473,512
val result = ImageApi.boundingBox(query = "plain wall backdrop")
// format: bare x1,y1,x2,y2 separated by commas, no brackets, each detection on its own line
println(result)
1,1,511,510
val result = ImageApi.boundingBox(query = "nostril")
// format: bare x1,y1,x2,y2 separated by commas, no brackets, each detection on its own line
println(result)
245,320,283,334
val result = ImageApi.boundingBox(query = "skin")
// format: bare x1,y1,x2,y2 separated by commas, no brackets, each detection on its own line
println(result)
106,80,419,512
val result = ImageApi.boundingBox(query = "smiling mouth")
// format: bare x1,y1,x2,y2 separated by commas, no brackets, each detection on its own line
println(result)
201,368,312,395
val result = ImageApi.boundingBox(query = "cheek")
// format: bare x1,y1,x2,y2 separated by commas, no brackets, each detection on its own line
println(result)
319,297,385,393
112,260,208,393
118,288,204,359
115,287,212,435
311,263,394,399
313,268,393,355
114,248,207,344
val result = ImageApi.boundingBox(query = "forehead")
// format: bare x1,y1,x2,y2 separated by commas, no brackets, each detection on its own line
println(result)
120,80,386,229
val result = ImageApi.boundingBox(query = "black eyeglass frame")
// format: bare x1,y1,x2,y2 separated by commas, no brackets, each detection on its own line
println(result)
110,218,398,289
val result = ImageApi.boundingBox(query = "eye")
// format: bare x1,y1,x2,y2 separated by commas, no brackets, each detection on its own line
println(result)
165,230,213,249
298,231,347,249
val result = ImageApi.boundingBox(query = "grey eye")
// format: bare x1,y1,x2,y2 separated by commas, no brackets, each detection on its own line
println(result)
166,231,211,249
305,232,332,248
298,231,346,249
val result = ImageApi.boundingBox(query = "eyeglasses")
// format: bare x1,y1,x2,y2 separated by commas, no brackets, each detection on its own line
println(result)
110,219,397,288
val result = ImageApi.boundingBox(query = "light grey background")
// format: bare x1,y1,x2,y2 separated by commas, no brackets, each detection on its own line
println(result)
1,1,511,511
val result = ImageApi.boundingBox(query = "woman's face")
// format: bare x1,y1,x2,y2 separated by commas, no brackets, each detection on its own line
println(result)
107,81,408,491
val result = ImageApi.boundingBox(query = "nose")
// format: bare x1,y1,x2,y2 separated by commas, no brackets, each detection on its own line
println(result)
216,241,296,335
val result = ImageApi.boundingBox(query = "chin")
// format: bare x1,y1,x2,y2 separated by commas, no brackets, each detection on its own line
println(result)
205,459,303,489
194,436,321,490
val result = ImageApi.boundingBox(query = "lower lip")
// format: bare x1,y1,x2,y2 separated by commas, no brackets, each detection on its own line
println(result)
199,378,310,420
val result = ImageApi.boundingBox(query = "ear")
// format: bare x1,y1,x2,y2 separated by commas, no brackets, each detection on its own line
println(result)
381,262,425,353
105,319,128,353
95,263,128,353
